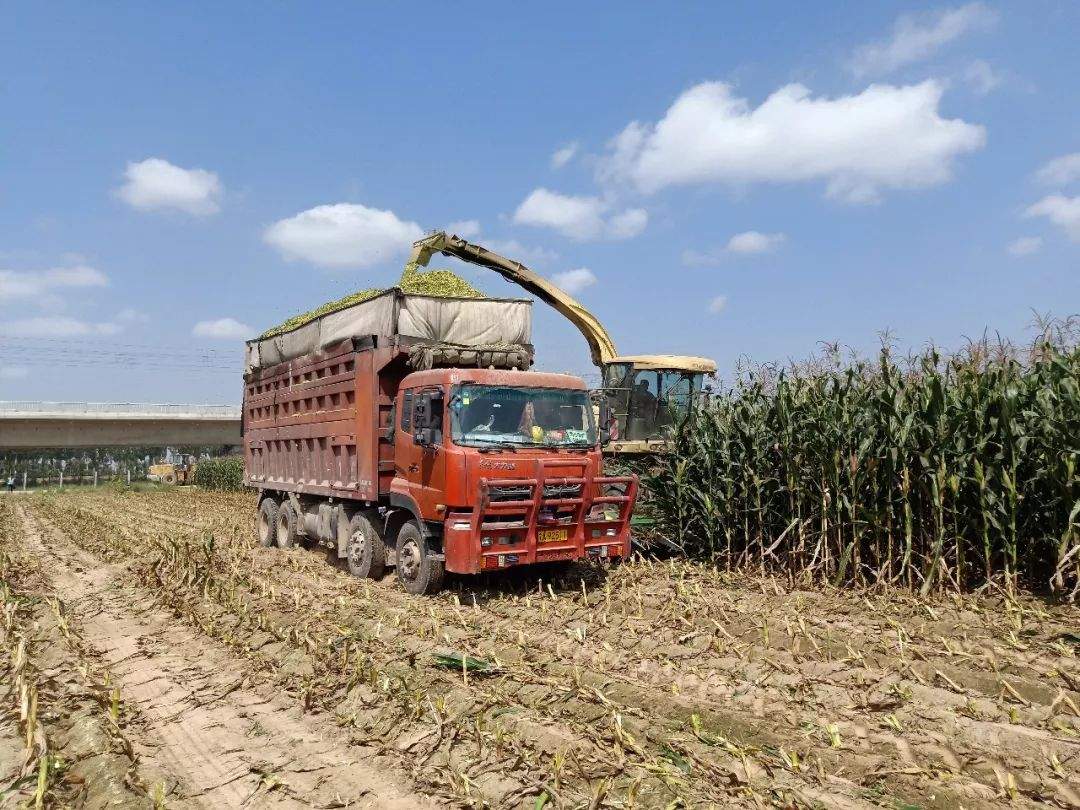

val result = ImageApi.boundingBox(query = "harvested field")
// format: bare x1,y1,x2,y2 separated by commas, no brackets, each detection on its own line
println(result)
2,488,1078,808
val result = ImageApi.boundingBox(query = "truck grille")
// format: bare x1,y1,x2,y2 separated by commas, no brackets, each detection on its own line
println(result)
486,482,583,502
543,483,582,500
488,485,531,502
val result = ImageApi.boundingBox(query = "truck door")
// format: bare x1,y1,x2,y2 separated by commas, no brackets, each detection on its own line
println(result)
394,386,446,518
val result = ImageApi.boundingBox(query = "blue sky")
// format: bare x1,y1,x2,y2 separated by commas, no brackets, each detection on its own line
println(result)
1,2,1078,403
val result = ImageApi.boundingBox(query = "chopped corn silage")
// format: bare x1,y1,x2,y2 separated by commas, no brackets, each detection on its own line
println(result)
260,262,484,339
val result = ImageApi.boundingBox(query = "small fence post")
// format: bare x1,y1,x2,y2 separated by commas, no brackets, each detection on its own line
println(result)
59,471,63,489
94,470,98,487
22,472,27,491
127,469,131,485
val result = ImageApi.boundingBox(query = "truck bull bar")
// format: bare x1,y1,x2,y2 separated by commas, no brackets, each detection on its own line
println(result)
442,460,638,574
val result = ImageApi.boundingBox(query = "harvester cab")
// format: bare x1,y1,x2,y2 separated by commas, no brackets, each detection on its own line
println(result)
408,232,717,455
598,355,715,454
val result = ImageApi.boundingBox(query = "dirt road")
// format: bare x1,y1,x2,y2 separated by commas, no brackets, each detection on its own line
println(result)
2,489,1078,808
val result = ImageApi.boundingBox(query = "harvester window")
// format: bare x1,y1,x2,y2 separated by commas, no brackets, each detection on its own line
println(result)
630,372,659,416
602,363,633,389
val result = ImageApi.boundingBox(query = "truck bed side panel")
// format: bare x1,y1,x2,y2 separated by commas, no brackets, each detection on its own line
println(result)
245,343,369,499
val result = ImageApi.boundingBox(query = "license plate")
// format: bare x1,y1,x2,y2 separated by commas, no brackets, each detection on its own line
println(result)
537,528,567,544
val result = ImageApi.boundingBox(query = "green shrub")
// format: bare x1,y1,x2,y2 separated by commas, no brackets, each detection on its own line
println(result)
648,325,1080,596
194,457,246,491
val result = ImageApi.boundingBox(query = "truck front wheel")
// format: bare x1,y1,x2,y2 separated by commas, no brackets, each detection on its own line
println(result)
395,521,444,595
346,512,386,579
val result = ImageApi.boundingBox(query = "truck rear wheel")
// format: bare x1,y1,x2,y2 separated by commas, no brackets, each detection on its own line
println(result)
346,513,386,579
275,501,299,548
395,521,444,595
257,497,278,547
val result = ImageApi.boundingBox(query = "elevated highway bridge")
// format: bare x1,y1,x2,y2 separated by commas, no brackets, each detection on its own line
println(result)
0,401,242,449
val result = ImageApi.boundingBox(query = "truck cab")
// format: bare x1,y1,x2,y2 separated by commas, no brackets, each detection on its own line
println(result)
390,368,636,587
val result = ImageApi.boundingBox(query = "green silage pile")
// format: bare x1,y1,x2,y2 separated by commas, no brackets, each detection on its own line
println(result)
399,261,484,299
259,262,484,339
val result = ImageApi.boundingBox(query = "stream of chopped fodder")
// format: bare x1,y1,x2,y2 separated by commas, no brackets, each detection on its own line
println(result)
26,490,1080,808
0,501,149,809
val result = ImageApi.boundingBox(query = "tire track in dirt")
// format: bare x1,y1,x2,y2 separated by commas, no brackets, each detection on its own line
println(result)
15,502,438,810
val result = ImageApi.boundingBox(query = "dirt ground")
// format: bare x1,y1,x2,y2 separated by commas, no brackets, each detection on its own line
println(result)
1,489,1078,808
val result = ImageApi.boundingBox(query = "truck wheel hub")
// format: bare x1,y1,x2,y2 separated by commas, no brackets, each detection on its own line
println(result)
399,540,421,579
349,529,367,560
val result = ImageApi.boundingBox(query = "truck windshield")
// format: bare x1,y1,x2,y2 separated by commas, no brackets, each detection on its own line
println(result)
449,384,597,448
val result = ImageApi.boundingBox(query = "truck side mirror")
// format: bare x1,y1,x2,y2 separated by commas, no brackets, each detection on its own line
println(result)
412,391,444,446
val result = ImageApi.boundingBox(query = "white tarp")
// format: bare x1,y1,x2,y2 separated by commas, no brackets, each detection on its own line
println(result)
246,289,532,372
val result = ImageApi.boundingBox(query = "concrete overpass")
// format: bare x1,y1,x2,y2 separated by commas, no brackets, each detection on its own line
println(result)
0,401,242,449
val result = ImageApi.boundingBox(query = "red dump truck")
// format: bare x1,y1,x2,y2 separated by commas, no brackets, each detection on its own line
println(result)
243,291,638,594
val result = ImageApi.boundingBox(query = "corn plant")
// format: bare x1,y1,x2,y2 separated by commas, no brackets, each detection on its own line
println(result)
649,322,1080,596
193,456,246,491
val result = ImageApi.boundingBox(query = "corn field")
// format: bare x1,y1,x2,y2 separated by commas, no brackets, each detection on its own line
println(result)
649,326,1080,596
192,456,245,491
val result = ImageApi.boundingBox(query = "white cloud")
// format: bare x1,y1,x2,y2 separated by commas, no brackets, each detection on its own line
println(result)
446,219,482,238
707,296,728,314
606,208,649,239
1006,236,1042,257
514,189,604,239
726,230,786,255
849,3,997,76
962,59,1001,96
0,366,29,380
117,158,222,215
600,80,985,204
512,188,648,240
551,142,579,169
683,231,787,266
0,317,121,337
1025,195,1080,241
0,265,108,303
116,307,150,324
192,317,252,340
552,268,597,294
264,203,424,268
1035,153,1080,187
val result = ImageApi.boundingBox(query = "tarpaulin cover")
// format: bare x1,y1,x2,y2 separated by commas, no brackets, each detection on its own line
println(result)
245,288,532,372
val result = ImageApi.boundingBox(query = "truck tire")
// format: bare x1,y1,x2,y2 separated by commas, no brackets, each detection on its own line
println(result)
395,521,444,595
346,512,386,579
163,473,176,485
256,497,278,547
275,501,299,549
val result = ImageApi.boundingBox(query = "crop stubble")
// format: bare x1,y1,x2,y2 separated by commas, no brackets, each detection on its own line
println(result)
2,489,1078,808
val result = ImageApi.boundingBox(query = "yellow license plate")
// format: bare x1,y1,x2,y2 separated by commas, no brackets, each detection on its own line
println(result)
538,528,568,544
